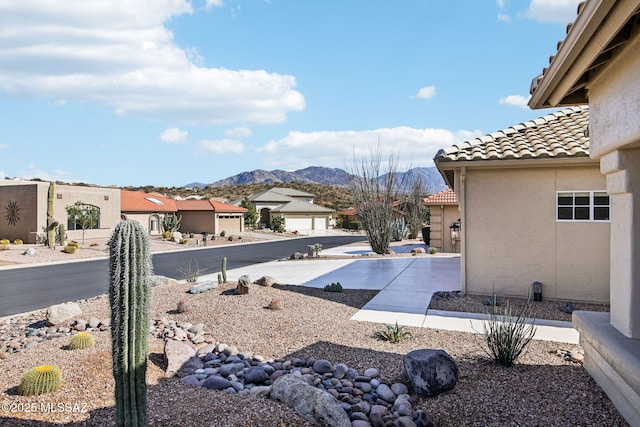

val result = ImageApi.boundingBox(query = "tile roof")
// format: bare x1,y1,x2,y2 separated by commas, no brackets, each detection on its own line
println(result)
248,189,295,203
434,106,590,163
210,200,247,213
270,201,333,213
270,188,314,198
121,190,177,212
175,199,247,213
424,189,458,205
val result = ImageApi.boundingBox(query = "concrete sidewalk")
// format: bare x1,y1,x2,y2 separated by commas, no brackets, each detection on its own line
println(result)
217,241,579,344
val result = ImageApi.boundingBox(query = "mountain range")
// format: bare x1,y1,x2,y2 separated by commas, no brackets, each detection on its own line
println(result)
185,166,447,193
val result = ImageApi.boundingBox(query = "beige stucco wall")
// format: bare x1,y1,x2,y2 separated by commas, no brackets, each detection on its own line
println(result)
180,211,215,234
461,164,609,302
426,204,459,253
55,185,121,240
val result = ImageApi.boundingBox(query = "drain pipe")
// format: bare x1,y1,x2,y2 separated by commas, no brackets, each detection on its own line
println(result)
460,166,467,295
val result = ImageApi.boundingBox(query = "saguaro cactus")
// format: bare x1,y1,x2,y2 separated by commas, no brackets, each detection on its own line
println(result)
108,220,152,427
47,182,58,249
221,256,227,283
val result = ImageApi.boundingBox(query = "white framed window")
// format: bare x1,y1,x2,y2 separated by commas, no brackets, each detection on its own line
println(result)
557,191,610,221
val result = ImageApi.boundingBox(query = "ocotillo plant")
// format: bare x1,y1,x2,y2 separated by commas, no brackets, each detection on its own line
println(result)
108,220,152,427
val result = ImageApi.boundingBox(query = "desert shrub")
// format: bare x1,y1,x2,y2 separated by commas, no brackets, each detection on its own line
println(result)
63,244,77,254
19,365,62,396
13,239,23,245
179,260,206,282
350,221,361,231
89,243,99,247
0,239,10,245
69,332,95,350
375,321,413,343
323,282,343,292
271,216,285,233
479,296,536,367
219,230,226,237
428,247,437,254
179,239,188,245
162,231,172,239
67,241,79,248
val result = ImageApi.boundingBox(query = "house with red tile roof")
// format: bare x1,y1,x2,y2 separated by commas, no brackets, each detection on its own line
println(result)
435,106,610,303
120,190,178,235
423,189,459,253
527,2,640,422
175,199,246,235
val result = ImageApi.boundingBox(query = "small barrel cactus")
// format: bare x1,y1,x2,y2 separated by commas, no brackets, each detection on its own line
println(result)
19,365,62,396
69,331,95,350
323,282,343,292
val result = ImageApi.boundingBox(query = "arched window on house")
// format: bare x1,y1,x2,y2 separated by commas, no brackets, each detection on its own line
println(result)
150,214,160,232
67,203,100,230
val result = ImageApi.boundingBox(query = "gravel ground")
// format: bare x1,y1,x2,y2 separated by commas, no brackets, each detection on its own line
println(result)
0,236,627,426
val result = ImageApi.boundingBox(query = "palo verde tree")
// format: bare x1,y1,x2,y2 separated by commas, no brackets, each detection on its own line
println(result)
66,201,99,244
347,147,409,255
240,196,258,229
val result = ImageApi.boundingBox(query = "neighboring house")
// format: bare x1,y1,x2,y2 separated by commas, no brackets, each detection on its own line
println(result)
0,179,121,243
528,2,640,423
237,188,333,231
120,190,177,235
423,189,459,253
175,199,246,235
435,106,610,303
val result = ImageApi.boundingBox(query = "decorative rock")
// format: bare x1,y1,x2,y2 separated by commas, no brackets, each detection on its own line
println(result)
73,320,87,331
188,281,218,294
415,410,434,427
411,247,426,254
220,362,246,377
171,231,183,242
289,252,305,260
376,383,397,403
181,375,201,386
403,349,458,396
88,317,101,329
202,376,231,390
333,363,348,379
391,383,409,396
250,385,272,397
46,302,82,326
164,339,196,378
266,298,282,310
312,359,333,374
395,416,418,427
364,368,379,378
255,276,278,287
352,420,372,427
23,248,36,256
235,275,251,295
570,350,584,364
271,374,351,427
243,366,269,384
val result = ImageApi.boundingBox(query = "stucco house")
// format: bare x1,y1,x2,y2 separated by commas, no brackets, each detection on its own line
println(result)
435,106,609,302
120,190,178,235
527,1,640,423
238,188,333,231
423,188,459,253
0,179,121,243
175,199,246,236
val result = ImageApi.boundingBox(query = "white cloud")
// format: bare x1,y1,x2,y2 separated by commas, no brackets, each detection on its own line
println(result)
413,86,436,99
199,139,245,154
522,0,582,24
224,126,253,138
18,165,73,182
257,127,482,171
205,0,224,8
496,0,506,8
0,0,305,125
499,94,531,109
0,143,9,149
159,127,188,144
498,14,511,22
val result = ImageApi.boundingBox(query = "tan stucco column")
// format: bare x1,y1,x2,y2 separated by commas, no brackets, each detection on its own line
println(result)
600,148,640,338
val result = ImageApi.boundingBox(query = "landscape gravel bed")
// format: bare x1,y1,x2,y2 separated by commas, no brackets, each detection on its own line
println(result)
0,276,627,426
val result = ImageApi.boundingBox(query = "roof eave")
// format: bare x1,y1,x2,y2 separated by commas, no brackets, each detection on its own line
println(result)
529,0,640,109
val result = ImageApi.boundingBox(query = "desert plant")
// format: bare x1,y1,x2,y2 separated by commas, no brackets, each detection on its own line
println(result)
13,239,23,245
176,299,189,314
0,342,9,359
0,239,10,245
428,247,437,254
221,256,227,283
217,273,223,284
66,202,99,244
63,244,77,254
179,260,205,283
69,331,95,350
161,213,181,234
46,182,58,249
57,223,66,245
18,365,62,396
323,282,343,292
179,239,188,245
162,231,172,239
271,216,285,233
310,243,323,258
108,220,152,426
219,230,226,237
561,303,577,314
240,197,258,229
350,221,361,231
391,220,408,242
479,296,536,367
375,321,413,343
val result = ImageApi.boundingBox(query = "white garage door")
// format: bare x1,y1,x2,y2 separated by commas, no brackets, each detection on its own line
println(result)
285,217,313,231
313,217,327,230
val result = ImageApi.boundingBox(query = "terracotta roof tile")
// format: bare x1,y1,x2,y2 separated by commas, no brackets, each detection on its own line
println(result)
424,189,458,205
434,106,589,163
210,200,247,213
121,190,177,212
175,199,247,213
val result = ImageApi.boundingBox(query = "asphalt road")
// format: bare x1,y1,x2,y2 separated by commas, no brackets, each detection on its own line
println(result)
0,235,366,317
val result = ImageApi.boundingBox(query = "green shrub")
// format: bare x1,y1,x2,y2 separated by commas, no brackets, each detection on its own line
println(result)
179,239,188,245
179,260,206,283
0,239,10,245
67,241,79,248
13,239,23,245
323,282,343,292
375,321,413,343
428,247,437,254
350,221,361,231
19,365,62,396
219,230,226,237
479,296,536,367
69,332,95,350
162,231,172,239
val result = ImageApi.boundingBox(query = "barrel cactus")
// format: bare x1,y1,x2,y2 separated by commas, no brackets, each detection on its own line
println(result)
19,365,62,396
108,220,152,427
69,331,95,350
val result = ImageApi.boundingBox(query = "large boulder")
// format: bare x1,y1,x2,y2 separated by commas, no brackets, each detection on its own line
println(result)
254,276,278,287
271,374,351,427
188,281,218,294
235,275,251,295
402,349,458,396
46,302,82,326
164,339,202,378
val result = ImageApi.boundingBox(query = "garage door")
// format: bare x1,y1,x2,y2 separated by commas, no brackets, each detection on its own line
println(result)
218,217,240,234
313,217,327,230
285,217,313,231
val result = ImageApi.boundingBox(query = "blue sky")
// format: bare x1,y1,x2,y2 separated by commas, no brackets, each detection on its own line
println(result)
0,0,582,187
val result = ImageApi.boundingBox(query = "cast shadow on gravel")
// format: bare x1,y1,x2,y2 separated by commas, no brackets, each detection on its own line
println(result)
271,284,379,309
